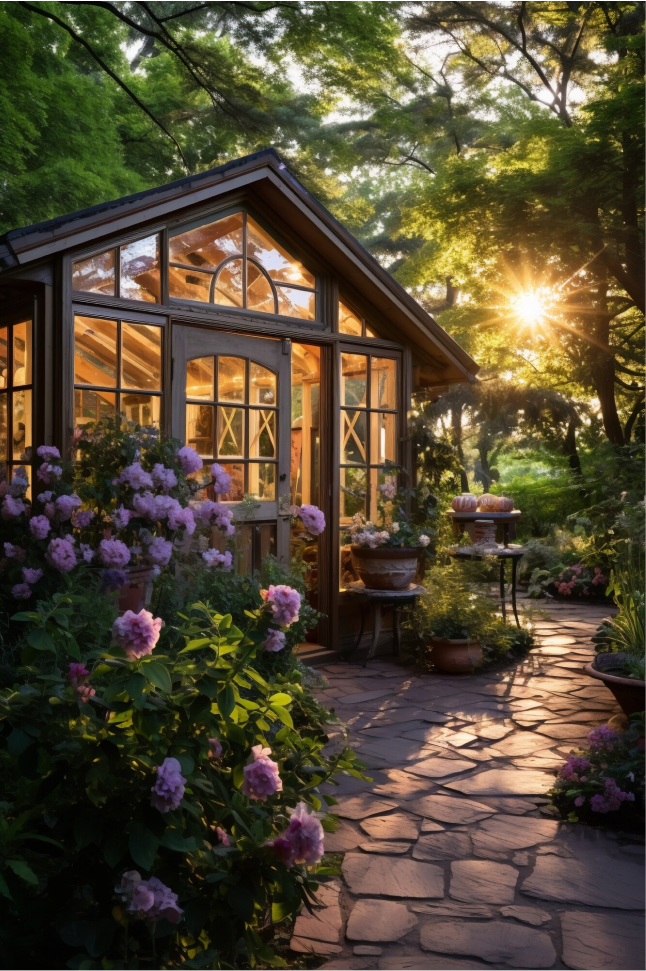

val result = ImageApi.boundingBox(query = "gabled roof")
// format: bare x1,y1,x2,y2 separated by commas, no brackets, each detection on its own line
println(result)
0,149,478,383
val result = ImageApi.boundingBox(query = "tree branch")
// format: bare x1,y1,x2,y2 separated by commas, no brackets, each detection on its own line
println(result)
21,1,190,173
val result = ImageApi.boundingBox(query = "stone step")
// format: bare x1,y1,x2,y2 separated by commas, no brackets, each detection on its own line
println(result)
296,641,342,666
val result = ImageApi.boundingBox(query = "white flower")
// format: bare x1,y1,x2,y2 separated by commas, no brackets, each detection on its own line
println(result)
390,522,400,532
418,534,431,547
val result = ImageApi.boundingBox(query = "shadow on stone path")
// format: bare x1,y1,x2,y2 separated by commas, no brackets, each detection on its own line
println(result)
291,598,645,970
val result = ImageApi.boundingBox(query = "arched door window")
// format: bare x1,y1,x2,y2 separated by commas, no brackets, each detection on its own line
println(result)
185,354,278,502
169,212,316,320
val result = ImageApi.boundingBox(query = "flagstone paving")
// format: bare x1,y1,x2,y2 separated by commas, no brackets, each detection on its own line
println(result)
291,599,645,970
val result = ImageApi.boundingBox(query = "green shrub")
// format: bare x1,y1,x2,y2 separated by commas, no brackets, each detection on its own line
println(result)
0,591,362,968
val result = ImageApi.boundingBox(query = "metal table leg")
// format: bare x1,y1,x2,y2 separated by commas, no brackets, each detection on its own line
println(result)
511,556,520,628
499,559,507,623
363,601,383,668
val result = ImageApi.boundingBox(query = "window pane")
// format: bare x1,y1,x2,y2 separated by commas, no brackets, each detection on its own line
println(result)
0,394,7,459
371,357,396,409
341,409,367,465
121,323,162,391
291,343,321,508
213,259,243,307
249,462,276,500
249,409,276,458
120,235,160,303
276,286,316,320
340,466,366,520
169,213,243,269
247,262,276,314
74,316,117,387
168,266,211,302
120,393,161,428
369,467,397,522
12,389,32,461
13,321,32,386
370,411,397,465
0,328,7,389
187,357,214,400
365,324,378,338
217,406,244,457
218,357,245,402
72,250,115,295
250,362,276,406
339,300,362,336
341,353,367,406
247,215,315,288
186,403,214,457
218,462,244,502
74,388,116,427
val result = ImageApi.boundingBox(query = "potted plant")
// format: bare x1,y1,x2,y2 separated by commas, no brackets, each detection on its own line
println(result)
586,548,645,716
346,464,434,590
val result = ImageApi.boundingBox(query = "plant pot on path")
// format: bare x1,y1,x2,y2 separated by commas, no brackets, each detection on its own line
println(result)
430,636,483,674
350,546,420,591
585,659,645,718
118,566,153,613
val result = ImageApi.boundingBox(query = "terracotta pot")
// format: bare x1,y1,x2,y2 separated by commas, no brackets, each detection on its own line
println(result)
584,662,645,718
430,637,483,674
350,546,420,590
496,496,515,512
452,493,477,512
118,566,153,613
476,493,499,512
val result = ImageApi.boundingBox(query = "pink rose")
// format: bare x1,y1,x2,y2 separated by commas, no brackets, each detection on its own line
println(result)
299,504,326,536
264,629,286,653
112,609,162,659
69,662,90,686
261,584,301,627
241,744,282,802
268,802,324,867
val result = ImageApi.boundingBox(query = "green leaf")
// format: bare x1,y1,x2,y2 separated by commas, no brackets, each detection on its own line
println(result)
178,637,213,654
140,661,172,693
227,884,254,921
160,828,197,852
26,629,55,653
7,727,34,756
6,859,38,885
217,684,236,718
128,823,159,870
271,898,298,922
10,612,41,623
268,692,292,706
270,704,293,728
0,871,11,899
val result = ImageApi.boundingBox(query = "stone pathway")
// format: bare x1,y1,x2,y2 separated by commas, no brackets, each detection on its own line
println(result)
291,599,645,970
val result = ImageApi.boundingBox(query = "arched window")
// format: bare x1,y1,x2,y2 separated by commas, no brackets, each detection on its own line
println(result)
169,212,316,320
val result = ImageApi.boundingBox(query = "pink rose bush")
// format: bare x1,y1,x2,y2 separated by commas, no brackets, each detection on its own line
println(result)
113,609,163,659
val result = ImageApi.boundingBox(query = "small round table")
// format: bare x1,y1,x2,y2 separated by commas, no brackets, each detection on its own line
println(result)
341,582,426,667
447,545,526,628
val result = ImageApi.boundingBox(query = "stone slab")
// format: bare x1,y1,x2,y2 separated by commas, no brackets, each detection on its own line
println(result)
325,820,364,853
560,911,645,970
355,736,433,765
342,853,444,898
292,882,343,944
406,794,494,824
420,919,557,968
379,955,490,970
472,796,538,815
405,756,477,779
472,814,559,853
535,723,591,740
412,903,495,918
413,831,472,861
490,733,556,757
336,793,399,819
472,722,514,741
500,905,551,926
521,851,645,909
373,768,437,801
359,840,411,854
360,813,420,840
445,768,554,796
291,937,342,955
354,945,383,956
450,860,519,904
346,899,418,942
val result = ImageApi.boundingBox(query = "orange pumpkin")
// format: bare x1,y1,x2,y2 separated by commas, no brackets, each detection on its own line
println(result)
452,493,477,512
476,493,498,512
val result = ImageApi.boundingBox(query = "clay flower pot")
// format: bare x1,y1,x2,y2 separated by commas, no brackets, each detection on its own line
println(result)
430,637,483,674
452,493,477,512
584,661,645,717
350,546,420,590
118,566,154,613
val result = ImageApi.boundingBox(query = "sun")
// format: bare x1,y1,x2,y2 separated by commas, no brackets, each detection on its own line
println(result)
508,287,554,329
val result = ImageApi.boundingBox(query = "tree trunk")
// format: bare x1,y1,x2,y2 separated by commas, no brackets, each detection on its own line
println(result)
591,357,625,446
450,405,470,492
563,418,583,474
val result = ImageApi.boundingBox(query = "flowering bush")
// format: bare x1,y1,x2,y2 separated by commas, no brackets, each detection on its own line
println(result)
0,587,364,967
0,419,236,617
550,715,644,824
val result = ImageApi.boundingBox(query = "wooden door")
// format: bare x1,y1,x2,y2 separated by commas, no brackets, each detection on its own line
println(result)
172,327,291,566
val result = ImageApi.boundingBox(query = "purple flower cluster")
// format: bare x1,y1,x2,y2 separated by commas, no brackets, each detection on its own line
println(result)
68,662,96,703
47,536,77,572
112,505,132,529
261,584,301,627
2,496,25,519
11,583,32,599
590,778,635,813
269,802,325,867
120,462,154,491
29,515,51,540
37,462,62,484
147,536,173,566
151,757,186,813
379,479,397,500
177,445,203,475
587,725,621,752
22,567,43,584
296,504,326,536
242,744,282,802
264,629,286,653
151,463,178,492
37,445,61,461
72,509,95,528
121,871,183,924
559,756,592,783
211,462,232,495
194,500,234,534
113,609,162,659
55,493,82,521
202,548,233,570
98,538,131,569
